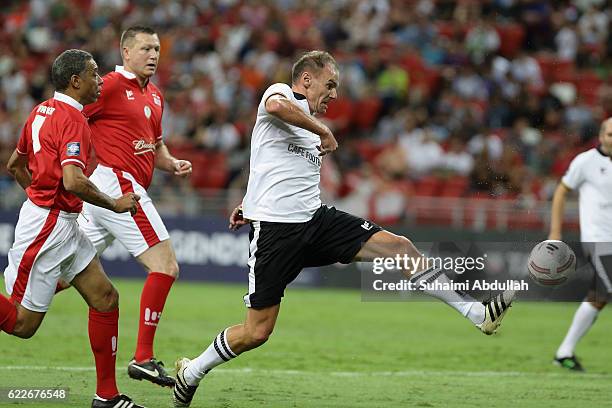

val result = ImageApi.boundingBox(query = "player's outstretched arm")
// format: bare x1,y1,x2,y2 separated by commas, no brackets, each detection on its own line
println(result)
62,164,140,215
548,182,571,240
265,94,338,155
6,150,32,189
154,141,193,177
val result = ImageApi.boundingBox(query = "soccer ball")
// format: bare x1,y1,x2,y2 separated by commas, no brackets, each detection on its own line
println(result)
527,240,576,286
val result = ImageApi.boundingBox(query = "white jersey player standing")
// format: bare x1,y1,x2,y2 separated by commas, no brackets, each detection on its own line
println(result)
549,117,612,371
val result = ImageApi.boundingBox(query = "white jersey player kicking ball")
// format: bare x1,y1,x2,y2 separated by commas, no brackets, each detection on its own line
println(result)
171,50,516,407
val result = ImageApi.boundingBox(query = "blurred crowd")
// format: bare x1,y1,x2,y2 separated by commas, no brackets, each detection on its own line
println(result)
0,0,610,221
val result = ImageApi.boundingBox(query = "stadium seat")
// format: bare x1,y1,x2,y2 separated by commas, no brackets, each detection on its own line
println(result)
551,61,576,83
414,176,442,197
439,176,468,197
354,139,386,162
190,152,229,190
496,23,525,58
352,97,382,130
324,97,354,133
575,71,603,106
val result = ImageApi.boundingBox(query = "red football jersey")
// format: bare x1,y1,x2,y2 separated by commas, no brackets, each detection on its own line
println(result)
83,66,164,189
16,92,91,213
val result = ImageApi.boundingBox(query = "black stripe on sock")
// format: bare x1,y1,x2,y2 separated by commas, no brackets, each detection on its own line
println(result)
220,330,237,358
409,268,442,284
425,270,443,284
214,336,230,361
500,297,507,310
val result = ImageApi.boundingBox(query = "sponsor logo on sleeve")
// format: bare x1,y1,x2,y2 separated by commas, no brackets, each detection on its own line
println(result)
66,142,80,156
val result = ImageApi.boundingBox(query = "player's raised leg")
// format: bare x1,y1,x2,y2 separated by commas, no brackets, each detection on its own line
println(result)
355,230,515,335
0,295,19,335
174,305,279,407
127,239,178,387
0,298,45,338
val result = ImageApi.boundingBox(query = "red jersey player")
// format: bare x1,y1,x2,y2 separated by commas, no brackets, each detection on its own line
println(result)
0,50,145,408
78,26,192,387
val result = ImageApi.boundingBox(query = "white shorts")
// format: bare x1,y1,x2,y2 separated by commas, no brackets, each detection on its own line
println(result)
78,165,169,257
4,200,96,312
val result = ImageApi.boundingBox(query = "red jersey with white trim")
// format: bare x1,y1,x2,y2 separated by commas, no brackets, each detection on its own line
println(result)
83,66,164,189
16,92,91,213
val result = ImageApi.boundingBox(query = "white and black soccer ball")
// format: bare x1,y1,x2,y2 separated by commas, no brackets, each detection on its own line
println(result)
528,240,576,286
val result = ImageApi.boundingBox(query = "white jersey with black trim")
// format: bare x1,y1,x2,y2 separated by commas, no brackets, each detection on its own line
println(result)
562,147,612,241
242,83,322,223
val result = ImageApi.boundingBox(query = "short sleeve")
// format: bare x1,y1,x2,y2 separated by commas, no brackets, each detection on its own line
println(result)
16,123,29,155
261,83,293,111
561,153,587,190
59,122,91,170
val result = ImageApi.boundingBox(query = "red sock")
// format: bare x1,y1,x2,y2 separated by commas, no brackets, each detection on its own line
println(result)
0,295,17,334
134,272,175,362
88,308,119,400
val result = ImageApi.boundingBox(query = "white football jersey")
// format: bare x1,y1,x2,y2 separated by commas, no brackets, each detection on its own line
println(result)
562,147,612,241
242,83,322,222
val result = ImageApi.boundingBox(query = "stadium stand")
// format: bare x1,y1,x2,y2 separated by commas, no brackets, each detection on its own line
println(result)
0,0,609,231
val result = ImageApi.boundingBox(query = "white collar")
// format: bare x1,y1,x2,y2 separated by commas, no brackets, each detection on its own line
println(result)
115,65,137,79
53,91,83,111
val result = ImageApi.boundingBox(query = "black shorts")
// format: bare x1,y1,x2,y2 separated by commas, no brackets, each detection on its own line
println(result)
243,205,382,308
582,243,612,302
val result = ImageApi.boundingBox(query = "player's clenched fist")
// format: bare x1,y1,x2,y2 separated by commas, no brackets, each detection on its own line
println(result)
317,129,338,156
114,192,141,215
173,159,193,177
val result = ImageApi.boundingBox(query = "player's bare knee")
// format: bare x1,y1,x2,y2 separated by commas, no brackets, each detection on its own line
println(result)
92,285,119,312
13,327,36,339
248,326,273,347
12,319,38,339
165,260,179,278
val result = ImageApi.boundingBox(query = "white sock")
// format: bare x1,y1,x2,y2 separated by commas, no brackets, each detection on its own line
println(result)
410,267,485,324
556,302,599,358
184,328,237,386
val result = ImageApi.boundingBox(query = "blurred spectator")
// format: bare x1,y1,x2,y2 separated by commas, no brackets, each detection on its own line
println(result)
0,0,608,217
442,137,474,176
578,5,608,45
555,21,579,61
465,17,500,64
511,51,543,88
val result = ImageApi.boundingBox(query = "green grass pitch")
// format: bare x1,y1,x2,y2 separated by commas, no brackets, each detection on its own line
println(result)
1,279,611,407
